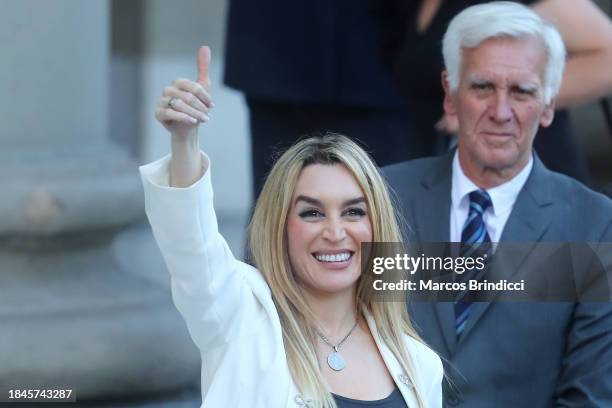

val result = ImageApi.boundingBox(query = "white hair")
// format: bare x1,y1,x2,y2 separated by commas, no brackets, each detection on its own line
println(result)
442,1,566,104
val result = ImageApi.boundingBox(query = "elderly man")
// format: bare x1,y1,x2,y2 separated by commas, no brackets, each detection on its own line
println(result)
384,2,612,407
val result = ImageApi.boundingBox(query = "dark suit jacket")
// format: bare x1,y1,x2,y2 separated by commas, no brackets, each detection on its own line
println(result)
384,152,612,407
223,0,404,108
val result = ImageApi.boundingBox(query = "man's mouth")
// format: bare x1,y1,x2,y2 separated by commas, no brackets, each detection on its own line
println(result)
481,131,514,137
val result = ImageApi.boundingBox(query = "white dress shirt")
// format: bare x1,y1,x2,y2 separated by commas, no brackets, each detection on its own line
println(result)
450,152,533,243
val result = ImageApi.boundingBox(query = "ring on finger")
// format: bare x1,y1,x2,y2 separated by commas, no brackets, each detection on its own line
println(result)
167,97,178,109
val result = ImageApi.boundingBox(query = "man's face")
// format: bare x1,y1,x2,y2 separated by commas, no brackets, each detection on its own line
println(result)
443,36,555,185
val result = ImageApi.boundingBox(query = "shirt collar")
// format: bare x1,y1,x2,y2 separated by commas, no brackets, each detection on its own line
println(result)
451,151,533,215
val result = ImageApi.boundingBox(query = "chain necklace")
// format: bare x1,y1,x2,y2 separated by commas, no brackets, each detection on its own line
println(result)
316,320,359,371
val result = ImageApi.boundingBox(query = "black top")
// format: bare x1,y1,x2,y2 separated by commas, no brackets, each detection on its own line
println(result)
333,387,407,408
375,0,591,183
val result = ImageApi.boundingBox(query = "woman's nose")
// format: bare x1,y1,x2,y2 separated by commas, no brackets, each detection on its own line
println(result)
322,218,347,242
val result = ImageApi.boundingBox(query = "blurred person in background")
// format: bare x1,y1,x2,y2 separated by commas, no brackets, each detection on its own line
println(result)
140,47,443,407
223,0,426,198
378,0,612,185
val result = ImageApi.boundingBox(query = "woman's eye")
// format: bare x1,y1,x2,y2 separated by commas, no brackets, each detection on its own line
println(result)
298,209,323,218
344,208,366,218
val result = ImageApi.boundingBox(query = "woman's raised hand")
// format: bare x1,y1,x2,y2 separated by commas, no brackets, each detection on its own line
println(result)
158,46,214,187
155,46,214,138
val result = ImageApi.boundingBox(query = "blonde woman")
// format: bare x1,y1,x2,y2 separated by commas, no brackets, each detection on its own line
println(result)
140,46,442,408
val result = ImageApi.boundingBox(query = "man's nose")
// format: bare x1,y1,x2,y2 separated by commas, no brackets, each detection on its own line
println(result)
489,92,513,123
322,217,346,242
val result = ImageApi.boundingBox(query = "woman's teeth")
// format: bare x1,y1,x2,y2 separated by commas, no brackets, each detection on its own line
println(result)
314,252,352,262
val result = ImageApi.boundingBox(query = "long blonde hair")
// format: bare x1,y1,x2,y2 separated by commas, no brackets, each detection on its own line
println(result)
248,134,426,407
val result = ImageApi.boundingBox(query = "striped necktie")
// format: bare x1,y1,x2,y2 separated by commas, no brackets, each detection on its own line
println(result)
455,189,492,337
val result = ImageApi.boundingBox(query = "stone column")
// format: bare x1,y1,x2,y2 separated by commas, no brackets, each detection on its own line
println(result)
0,0,199,401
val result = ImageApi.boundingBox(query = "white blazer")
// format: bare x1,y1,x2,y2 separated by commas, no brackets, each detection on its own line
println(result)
140,154,443,408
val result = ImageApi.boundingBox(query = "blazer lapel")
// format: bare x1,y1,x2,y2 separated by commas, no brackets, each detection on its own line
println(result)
498,156,554,244
362,309,419,407
458,155,554,342
412,154,452,244
411,153,457,354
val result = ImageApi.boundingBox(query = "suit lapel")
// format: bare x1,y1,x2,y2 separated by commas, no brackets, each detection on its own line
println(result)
433,301,457,354
457,156,554,343
498,156,554,244
412,155,452,244
411,153,457,354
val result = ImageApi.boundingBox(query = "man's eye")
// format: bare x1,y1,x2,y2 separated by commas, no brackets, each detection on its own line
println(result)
513,87,535,96
472,83,492,90
511,87,537,101
344,208,366,218
299,209,323,218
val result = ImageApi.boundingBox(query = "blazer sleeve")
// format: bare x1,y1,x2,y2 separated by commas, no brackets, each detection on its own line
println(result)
139,153,262,351
554,302,612,407
555,222,612,406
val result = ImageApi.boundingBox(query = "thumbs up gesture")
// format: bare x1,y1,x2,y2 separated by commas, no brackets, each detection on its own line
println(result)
197,45,212,91
155,46,214,137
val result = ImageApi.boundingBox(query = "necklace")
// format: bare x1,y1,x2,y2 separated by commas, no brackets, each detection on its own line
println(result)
316,320,359,371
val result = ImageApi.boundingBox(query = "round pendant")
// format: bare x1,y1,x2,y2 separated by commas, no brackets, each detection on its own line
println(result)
327,351,346,371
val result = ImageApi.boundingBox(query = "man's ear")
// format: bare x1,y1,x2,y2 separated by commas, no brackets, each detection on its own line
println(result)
442,71,457,115
540,98,555,128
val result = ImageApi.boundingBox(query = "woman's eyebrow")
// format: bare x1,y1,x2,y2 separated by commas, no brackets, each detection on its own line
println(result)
294,195,366,207
343,197,367,206
294,195,322,207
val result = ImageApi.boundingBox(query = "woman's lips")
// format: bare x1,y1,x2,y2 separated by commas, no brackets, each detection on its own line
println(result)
311,252,354,270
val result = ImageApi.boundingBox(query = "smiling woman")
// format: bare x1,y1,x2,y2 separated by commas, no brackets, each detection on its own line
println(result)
286,163,372,296
246,135,442,407
141,47,442,407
